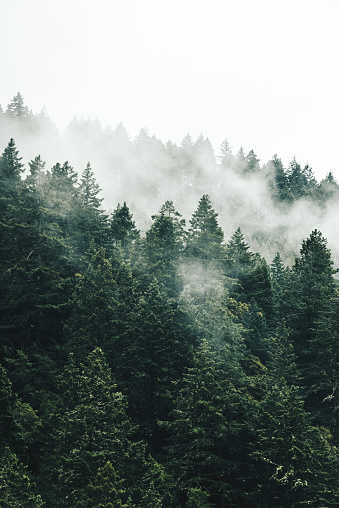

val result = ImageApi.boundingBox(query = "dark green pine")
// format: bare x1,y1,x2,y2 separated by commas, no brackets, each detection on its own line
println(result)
71,162,108,261
144,200,186,297
110,201,140,256
186,194,224,263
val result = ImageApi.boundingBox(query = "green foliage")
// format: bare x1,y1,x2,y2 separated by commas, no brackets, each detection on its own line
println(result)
110,201,140,251
186,195,224,262
245,149,260,173
315,171,339,203
0,139,25,268
266,154,291,202
243,257,273,321
250,377,339,506
270,252,290,324
0,150,72,349
1,131,339,506
144,200,186,296
0,259,71,351
0,447,44,508
0,365,15,449
266,321,301,386
163,339,252,505
285,229,337,357
72,162,108,257
0,364,40,462
76,461,132,507
185,487,213,507
65,246,135,362
307,295,339,440
226,227,254,283
0,138,24,182
39,348,167,507
118,280,195,442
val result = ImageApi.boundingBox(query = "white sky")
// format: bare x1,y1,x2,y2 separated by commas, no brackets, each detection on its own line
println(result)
1,0,338,179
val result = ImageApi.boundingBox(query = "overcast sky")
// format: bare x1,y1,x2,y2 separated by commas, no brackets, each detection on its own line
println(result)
1,0,338,179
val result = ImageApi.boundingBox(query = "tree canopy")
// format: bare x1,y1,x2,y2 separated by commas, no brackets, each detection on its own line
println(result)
1,96,339,506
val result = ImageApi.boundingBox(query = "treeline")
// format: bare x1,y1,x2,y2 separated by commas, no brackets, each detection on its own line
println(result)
3,93,339,270
0,130,339,507
1,93,338,211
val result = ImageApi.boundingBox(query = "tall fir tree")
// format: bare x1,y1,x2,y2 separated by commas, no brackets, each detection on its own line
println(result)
0,139,25,265
186,195,224,263
270,252,290,325
285,230,337,359
225,227,255,292
110,201,140,257
71,162,108,260
144,200,186,296
6,92,30,119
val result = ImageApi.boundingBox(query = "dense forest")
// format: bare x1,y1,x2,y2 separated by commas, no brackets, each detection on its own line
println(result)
0,93,338,506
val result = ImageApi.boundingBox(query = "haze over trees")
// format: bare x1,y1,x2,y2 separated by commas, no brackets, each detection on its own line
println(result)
1,93,339,506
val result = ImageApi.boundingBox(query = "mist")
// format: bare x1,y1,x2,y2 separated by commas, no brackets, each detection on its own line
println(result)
1,97,338,269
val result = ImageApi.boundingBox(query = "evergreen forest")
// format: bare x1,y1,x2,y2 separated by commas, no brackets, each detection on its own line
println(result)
1,93,339,507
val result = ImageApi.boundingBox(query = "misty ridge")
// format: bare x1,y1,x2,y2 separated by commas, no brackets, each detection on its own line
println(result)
1,92,339,266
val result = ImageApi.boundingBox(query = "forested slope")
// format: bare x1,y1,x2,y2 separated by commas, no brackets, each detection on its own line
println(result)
0,94,338,507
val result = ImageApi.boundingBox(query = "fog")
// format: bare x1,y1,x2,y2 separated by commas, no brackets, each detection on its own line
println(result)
1,105,339,269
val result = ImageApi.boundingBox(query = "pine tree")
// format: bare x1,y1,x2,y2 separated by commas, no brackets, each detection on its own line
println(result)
191,135,216,190
180,133,195,187
243,257,273,321
266,154,291,202
285,230,337,359
72,162,108,259
65,246,135,363
48,161,79,243
307,295,339,442
144,200,186,296
266,321,301,386
26,155,46,194
233,146,247,173
250,375,339,506
245,149,260,173
270,252,290,324
218,139,234,171
0,447,44,508
6,92,29,119
110,201,140,255
281,230,338,427
186,195,224,263
226,227,255,290
286,157,316,200
163,339,252,506
0,364,40,465
118,280,194,444
79,162,103,209
0,139,25,255
38,348,167,507
75,461,132,507
315,171,339,204
0,151,72,352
